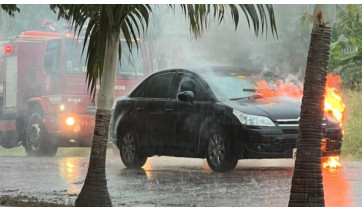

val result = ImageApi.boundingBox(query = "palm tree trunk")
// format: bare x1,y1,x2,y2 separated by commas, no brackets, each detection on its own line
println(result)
75,108,112,207
288,25,332,207
0,5,2,41
75,33,120,207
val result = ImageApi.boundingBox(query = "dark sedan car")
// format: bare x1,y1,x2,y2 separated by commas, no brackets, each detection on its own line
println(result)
109,66,343,172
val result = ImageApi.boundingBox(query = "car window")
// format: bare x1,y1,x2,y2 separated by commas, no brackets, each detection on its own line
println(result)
129,81,146,97
143,73,176,98
174,73,208,101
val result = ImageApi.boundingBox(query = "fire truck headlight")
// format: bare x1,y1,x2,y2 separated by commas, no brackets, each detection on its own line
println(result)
60,104,65,111
65,117,75,126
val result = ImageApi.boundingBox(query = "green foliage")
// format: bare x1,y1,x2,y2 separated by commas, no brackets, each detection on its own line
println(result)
341,89,362,158
329,5,362,89
334,5,362,38
300,5,362,89
177,4,277,38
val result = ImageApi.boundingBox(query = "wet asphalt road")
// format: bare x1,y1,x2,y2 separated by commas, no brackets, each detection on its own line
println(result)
0,152,361,207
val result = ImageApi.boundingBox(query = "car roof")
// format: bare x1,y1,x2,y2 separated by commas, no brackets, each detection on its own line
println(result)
153,65,260,77
190,65,258,75
149,65,265,81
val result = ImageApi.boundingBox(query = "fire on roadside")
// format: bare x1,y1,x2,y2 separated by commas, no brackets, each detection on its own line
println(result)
255,74,345,169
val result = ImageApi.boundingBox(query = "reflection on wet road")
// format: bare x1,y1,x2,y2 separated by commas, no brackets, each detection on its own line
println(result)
58,158,83,195
323,167,352,207
0,154,361,207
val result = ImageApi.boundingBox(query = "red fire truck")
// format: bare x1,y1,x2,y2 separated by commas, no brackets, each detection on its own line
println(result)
0,31,153,156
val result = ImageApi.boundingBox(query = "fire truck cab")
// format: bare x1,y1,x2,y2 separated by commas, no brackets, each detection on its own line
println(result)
0,31,153,156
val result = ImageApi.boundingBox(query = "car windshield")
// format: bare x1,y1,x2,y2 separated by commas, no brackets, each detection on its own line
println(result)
65,39,87,74
200,69,260,100
118,42,144,76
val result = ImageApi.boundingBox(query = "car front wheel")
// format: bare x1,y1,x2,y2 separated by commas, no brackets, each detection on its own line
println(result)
206,129,238,172
119,130,147,168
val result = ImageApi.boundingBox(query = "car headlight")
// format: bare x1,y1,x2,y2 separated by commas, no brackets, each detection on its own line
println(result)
233,109,275,127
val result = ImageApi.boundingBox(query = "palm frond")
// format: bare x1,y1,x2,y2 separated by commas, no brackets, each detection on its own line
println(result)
1,4,20,17
178,4,277,38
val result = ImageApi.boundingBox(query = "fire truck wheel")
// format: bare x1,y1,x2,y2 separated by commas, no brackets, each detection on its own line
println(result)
119,129,147,168
25,113,58,157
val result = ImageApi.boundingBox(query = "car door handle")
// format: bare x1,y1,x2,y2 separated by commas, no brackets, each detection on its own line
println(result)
165,108,174,112
136,107,144,112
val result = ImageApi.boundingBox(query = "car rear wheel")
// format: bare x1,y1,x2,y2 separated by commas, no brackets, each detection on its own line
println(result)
119,130,147,168
206,128,238,172
25,113,58,157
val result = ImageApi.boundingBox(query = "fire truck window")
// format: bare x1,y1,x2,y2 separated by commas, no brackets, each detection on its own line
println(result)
65,39,87,74
44,40,61,73
118,42,144,76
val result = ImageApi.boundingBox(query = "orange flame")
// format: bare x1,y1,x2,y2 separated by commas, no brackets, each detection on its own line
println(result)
324,74,346,125
256,74,346,126
255,74,346,170
256,80,303,99
323,156,342,169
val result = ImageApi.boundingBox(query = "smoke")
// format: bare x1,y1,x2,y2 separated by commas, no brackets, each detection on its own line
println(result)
1,4,316,84
146,5,314,83
0,5,67,40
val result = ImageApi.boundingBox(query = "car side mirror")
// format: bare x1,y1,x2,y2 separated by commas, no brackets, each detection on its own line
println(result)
178,91,195,103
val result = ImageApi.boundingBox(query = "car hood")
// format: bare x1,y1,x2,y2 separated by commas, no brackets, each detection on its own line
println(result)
223,96,301,121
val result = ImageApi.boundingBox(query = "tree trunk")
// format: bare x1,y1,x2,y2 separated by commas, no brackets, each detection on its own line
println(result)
0,5,2,41
288,25,331,207
75,33,120,207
